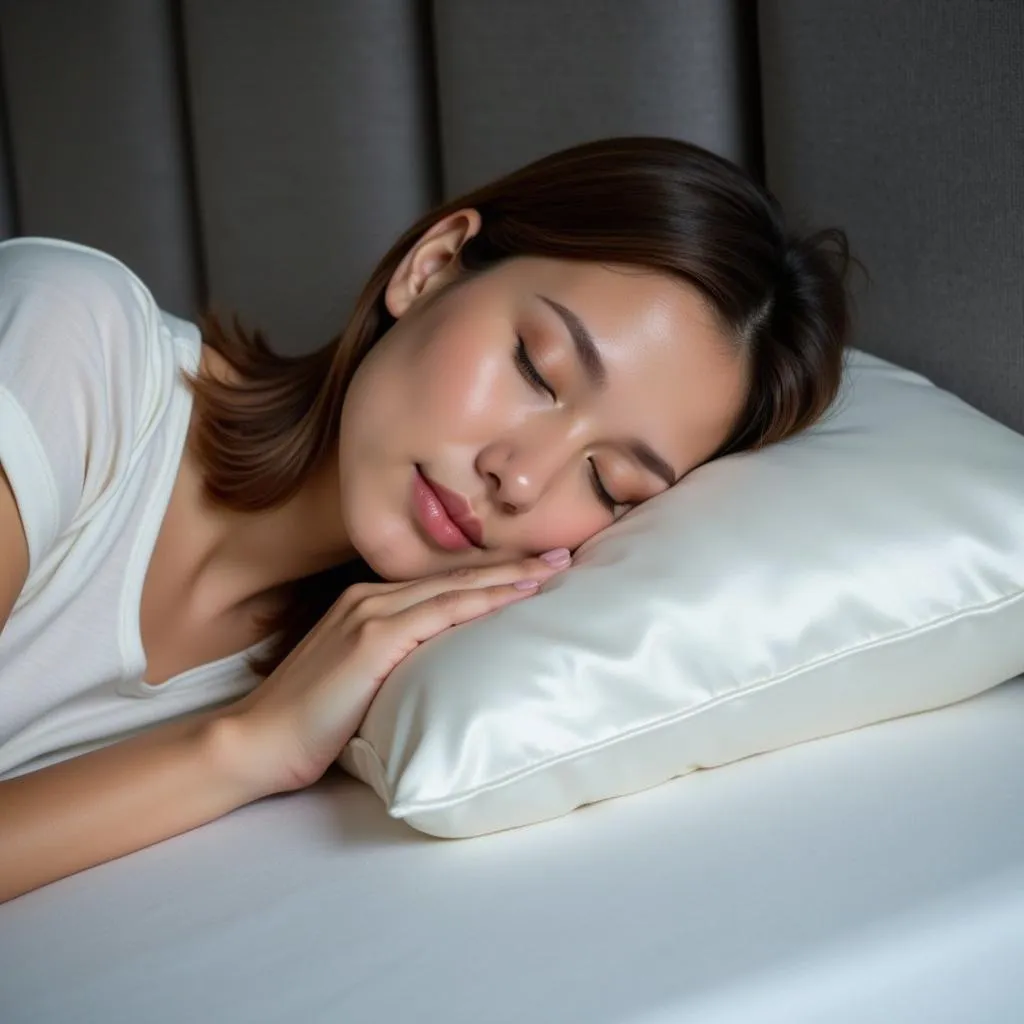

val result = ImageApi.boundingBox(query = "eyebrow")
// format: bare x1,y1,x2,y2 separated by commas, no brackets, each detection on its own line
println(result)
627,441,678,488
537,295,607,388
536,293,679,488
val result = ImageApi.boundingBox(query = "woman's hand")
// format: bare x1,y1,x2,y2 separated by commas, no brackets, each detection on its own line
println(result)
226,549,572,798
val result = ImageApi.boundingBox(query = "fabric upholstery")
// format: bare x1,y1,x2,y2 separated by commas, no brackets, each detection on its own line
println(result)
758,0,1024,433
432,0,756,195
0,2,1019,407
0,0,200,316
0,62,12,239
180,0,438,350
0,0,753,354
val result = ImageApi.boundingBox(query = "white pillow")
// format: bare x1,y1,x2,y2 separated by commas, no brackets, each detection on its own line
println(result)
341,349,1024,837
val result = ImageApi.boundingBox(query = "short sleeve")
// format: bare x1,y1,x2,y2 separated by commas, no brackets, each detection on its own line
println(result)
0,238,168,571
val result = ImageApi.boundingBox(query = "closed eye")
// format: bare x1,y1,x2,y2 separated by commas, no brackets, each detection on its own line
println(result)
515,335,628,515
589,458,629,514
514,336,555,399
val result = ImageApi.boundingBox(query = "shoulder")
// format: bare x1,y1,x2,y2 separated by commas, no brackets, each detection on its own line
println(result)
0,239,190,562
0,236,158,321
0,238,153,299
0,237,179,409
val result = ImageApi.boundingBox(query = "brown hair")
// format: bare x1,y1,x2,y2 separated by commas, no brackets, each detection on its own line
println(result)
186,136,856,678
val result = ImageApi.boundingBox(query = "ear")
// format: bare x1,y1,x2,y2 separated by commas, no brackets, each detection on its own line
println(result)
384,208,483,318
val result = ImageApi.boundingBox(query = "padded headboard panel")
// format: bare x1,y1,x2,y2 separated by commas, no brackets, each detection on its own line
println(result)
759,0,1024,433
0,1,1020,434
0,0,754,352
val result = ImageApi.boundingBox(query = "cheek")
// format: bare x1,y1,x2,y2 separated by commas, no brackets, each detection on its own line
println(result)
517,500,611,556
408,325,515,433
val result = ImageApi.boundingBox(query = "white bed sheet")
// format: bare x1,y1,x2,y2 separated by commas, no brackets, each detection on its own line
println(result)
2,676,1023,1024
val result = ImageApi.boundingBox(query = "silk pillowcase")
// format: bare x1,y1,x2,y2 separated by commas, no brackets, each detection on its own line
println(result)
341,349,1024,837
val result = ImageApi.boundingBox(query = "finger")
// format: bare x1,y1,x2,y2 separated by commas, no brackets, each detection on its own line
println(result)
407,580,542,637
348,549,571,621
329,551,568,616
329,579,406,616
353,580,542,669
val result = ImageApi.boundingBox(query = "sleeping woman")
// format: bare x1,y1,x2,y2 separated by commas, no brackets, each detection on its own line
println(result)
0,136,851,901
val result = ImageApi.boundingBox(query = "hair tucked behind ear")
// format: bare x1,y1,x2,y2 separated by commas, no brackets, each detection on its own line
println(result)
187,136,860,677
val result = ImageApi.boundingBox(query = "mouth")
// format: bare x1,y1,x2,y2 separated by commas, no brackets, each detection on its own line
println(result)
412,466,485,551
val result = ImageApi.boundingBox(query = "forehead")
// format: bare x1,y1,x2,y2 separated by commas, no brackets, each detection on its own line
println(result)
501,257,729,365
515,255,716,322
502,258,748,469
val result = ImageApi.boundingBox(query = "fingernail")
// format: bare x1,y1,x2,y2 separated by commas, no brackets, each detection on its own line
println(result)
515,579,541,591
540,548,572,568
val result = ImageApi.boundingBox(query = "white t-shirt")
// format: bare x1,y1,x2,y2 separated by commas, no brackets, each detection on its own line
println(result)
0,238,265,780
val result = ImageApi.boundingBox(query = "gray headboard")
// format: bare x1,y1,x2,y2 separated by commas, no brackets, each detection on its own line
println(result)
1,0,1020,432
759,0,1024,434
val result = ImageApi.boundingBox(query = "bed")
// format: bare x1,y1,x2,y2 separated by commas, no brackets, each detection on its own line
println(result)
1,2,1022,1021
2,675,1022,1022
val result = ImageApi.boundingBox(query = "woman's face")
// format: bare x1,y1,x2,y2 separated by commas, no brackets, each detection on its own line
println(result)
336,213,748,581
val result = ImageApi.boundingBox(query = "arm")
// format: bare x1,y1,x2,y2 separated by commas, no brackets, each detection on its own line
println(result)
0,553,566,903
0,710,263,903
1,464,266,902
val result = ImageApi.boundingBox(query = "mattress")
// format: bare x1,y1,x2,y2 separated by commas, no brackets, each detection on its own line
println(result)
2,675,1023,1024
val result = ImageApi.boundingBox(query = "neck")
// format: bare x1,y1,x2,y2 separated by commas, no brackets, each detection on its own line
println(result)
166,347,358,615
193,439,355,589
165,433,356,620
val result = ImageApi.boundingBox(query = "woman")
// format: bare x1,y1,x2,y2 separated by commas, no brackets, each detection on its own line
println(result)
0,137,851,900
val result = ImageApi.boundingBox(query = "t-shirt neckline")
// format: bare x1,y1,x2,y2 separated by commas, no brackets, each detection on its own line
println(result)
116,321,267,696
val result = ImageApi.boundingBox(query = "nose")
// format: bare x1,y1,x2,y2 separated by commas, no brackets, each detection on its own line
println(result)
476,433,570,515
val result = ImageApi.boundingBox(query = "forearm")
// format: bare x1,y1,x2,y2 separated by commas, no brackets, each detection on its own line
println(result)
0,710,266,903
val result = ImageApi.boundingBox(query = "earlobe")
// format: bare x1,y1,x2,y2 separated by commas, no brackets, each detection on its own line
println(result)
384,208,482,318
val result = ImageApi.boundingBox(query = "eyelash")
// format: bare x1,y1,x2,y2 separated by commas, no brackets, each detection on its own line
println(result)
514,335,554,398
588,459,619,513
514,335,621,514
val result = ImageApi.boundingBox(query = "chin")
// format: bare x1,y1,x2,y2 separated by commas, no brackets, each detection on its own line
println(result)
348,512,446,582
344,467,488,582
362,552,428,583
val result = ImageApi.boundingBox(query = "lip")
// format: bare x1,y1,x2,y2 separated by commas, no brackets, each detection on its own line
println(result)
413,467,485,551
